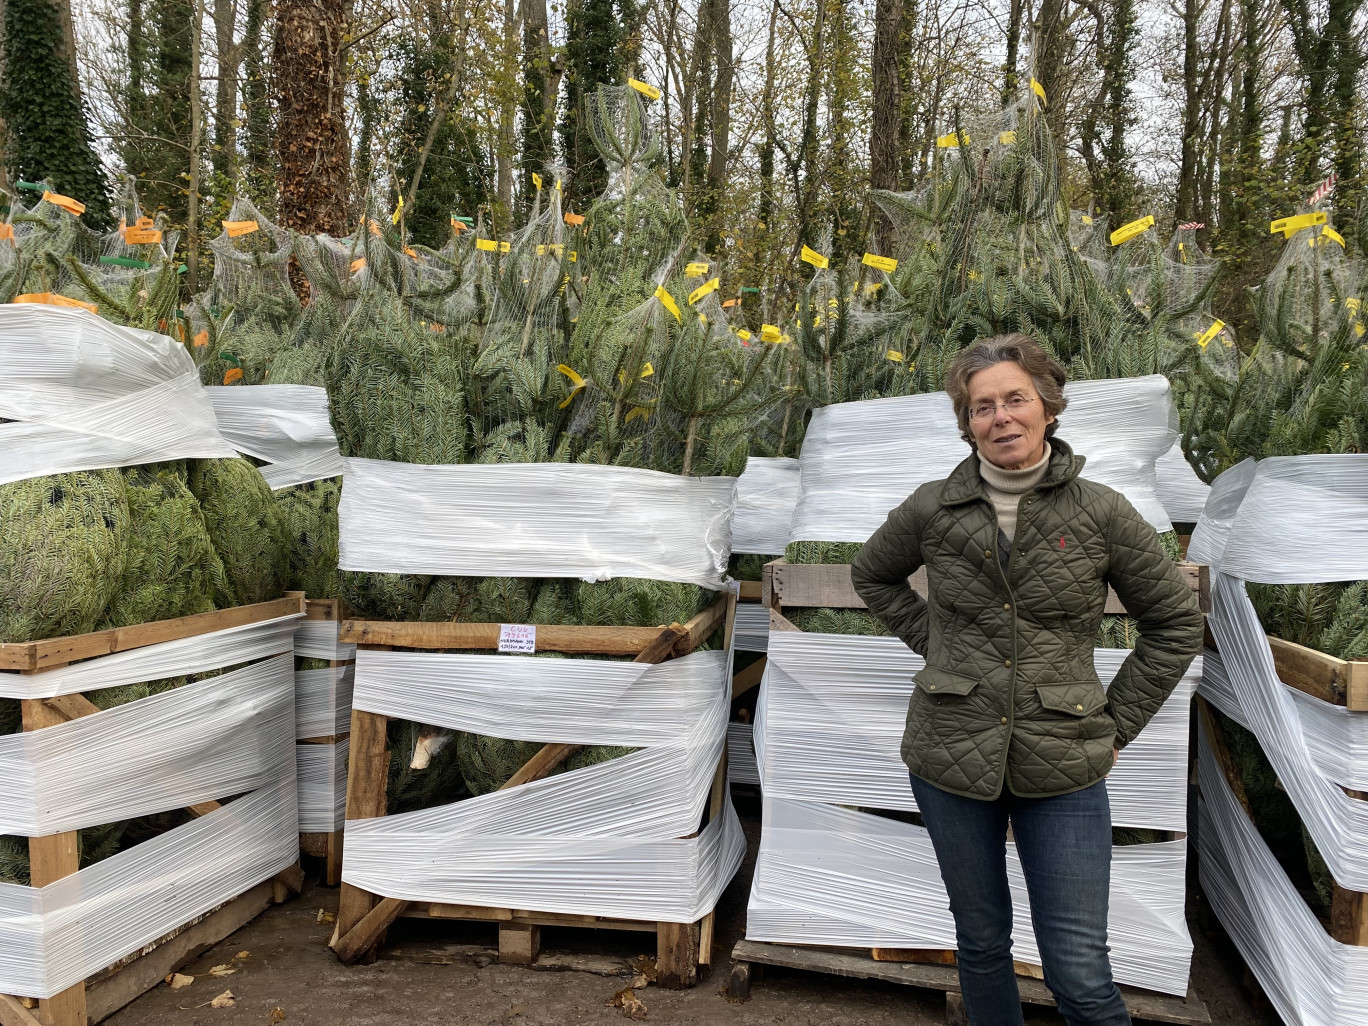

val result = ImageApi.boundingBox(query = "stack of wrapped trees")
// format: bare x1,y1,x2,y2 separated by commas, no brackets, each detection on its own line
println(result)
0,297,303,1025
322,87,777,985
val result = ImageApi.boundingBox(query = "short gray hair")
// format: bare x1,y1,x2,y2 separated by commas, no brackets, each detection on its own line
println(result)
944,334,1068,446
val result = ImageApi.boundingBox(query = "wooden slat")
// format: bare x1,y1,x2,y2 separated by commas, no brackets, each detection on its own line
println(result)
333,897,410,964
298,734,349,745
1267,635,1368,711
0,594,306,672
679,594,731,654
426,903,513,921
335,708,390,950
765,560,1210,616
1196,697,1253,819
633,625,688,664
305,598,340,621
0,994,42,1026
738,581,763,601
768,609,801,634
732,656,768,699
341,620,666,655
498,743,583,791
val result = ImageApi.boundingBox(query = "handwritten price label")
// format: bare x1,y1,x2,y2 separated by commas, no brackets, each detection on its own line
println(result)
498,624,537,653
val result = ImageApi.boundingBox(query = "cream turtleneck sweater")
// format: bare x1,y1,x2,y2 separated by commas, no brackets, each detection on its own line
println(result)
978,447,1050,543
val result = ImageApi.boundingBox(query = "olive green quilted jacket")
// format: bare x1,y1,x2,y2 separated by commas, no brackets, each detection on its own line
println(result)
850,439,1204,800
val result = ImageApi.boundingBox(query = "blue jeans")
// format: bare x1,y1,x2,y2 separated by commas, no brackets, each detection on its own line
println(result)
908,774,1131,1026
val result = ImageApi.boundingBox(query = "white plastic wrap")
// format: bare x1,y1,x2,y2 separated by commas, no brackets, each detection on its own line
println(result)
0,653,294,835
342,647,745,921
787,375,1178,544
297,741,348,833
1214,456,1368,583
731,457,799,555
727,720,760,788
205,385,345,489
1185,458,1257,570
0,778,298,999
759,630,1198,832
0,614,300,700
1198,731,1368,1026
745,798,1192,996
1155,440,1211,523
295,619,356,663
295,663,354,740
0,305,237,484
733,603,771,652
338,459,736,588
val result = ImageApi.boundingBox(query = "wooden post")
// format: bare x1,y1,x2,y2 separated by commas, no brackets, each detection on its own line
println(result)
656,920,701,989
21,696,87,1026
325,828,344,887
498,922,540,964
333,704,390,951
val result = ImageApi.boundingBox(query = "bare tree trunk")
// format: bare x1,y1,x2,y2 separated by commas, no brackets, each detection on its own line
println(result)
211,0,239,185
1175,0,1201,222
756,0,778,229
705,0,732,249
869,0,900,246
404,0,469,209
792,0,827,259
496,0,517,217
0,0,9,193
187,0,203,290
1002,0,1022,104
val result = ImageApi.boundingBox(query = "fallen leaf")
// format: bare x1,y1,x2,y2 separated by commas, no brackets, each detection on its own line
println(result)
316,908,335,924
211,990,235,1008
629,955,658,982
609,986,648,1020
269,1008,286,1024
629,973,650,989
235,950,250,960
166,973,194,990
207,964,238,977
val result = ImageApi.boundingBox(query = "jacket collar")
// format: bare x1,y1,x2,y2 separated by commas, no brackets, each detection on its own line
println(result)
939,437,1085,507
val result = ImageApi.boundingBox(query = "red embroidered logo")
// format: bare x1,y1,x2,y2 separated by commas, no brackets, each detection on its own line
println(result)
1059,536,1067,549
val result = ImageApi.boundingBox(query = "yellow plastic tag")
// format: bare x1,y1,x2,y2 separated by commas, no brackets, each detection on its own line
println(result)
391,194,404,224
999,131,1017,145
685,261,710,278
625,405,652,424
1031,78,1047,105
1347,297,1362,313
1081,215,1093,225
350,258,366,273
654,284,682,322
536,244,565,256
800,245,829,270
223,367,244,385
223,220,259,238
500,242,511,253
476,238,498,252
628,78,662,100
532,172,543,190
556,364,587,408
13,292,98,314
1270,211,1325,237
761,324,782,343
1357,323,1366,338
736,329,751,341
689,277,720,305
43,191,85,215
886,350,903,362
862,253,898,273
936,131,969,148
1195,319,1225,349
1321,226,1346,248
1110,215,1155,246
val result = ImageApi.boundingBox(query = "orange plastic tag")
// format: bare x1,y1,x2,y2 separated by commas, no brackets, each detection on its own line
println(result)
136,216,156,229
223,367,244,385
14,292,98,314
123,228,163,245
223,220,259,237
564,212,585,226
350,257,367,273
193,329,209,348
43,191,85,216
0,224,12,242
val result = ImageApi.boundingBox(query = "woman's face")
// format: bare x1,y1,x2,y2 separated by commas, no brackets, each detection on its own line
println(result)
966,361,1056,470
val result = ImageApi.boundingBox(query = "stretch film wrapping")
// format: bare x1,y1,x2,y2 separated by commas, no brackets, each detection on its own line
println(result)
727,721,761,788
0,778,298,999
787,375,1178,544
295,618,356,663
734,603,770,653
746,798,1192,995
1198,732,1368,1026
759,631,1197,831
297,741,348,833
1185,458,1257,570
731,457,800,555
0,305,238,484
339,459,736,588
295,663,354,740
0,653,295,835
205,385,346,489
342,647,745,921
1155,440,1211,523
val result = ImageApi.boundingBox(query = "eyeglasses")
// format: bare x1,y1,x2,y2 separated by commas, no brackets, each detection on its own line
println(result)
969,396,1039,422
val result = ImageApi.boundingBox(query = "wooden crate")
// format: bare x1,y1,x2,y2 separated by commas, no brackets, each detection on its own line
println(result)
0,595,308,1026
328,593,737,988
1196,695,1368,946
724,940,1211,1025
297,597,352,887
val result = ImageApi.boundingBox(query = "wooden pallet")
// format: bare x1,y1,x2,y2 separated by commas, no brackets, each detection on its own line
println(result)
725,940,1211,1025
0,595,308,1026
1196,695,1368,945
297,598,351,887
328,593,736,988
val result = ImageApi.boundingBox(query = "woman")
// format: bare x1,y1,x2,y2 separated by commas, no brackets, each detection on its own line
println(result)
850,335,1203,1026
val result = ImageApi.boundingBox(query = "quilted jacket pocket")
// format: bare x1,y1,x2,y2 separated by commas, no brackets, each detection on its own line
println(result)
1034,680,1108,717
913,665,981,697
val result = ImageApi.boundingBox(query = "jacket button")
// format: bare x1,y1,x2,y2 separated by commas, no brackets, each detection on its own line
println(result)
1004,659,1012,667
1076,704,1084,711
983,548,992,558
1003,603,1011,611
928,684,936,690
1000,717,1007,725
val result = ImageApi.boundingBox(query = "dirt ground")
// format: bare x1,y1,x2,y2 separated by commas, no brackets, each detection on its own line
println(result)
109,798,1282,1026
